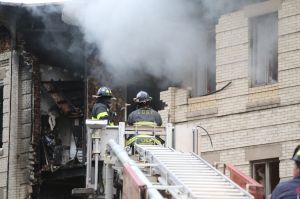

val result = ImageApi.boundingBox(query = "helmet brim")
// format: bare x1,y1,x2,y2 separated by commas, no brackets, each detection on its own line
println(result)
133,97,152,103
93,95,114,99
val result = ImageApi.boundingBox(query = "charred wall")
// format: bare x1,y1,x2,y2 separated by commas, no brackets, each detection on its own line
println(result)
0,5,87,199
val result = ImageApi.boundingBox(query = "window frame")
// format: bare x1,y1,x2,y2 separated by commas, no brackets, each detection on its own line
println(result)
192,28,216,97
249,12,278,87
251,158,280,197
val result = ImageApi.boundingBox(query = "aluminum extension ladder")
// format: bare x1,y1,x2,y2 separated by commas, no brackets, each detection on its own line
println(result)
135,145,254,199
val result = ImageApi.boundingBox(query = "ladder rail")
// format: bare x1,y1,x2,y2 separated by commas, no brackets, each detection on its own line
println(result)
191,152,254,199
145,149,198,199
135,144,254,199
108,140,164,199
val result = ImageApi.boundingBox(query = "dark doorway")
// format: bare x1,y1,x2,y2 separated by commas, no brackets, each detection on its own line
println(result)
252,158,280,199
39,175,85,199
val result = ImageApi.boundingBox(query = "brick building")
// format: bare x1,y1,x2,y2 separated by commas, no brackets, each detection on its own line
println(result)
0,3,87,199
159,0,300,197
0,0,299,199
0,3,136,199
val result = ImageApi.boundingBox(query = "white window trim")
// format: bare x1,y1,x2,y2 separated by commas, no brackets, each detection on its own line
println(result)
248,12,278,87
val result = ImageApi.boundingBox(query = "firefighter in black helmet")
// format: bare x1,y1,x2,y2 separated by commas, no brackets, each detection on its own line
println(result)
271,145,300,199
91,86,115,125
127,91,163,146
128,91,162,126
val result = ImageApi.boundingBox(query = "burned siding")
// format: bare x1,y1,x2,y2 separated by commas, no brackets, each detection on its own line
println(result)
0,26,11,53
0,5,87,198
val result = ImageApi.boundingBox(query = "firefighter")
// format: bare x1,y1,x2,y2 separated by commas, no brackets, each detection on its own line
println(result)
271,145,300,199
128,91,162,126
91,86,115,125
127,91,163,146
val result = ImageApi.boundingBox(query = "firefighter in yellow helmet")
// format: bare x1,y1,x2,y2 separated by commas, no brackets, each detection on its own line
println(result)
91,86,115,126
126,91,163,146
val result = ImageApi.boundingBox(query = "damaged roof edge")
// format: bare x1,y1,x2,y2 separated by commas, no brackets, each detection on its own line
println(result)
0,0,69,6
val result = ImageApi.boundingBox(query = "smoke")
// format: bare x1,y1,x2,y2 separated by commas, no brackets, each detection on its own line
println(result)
63,0,209,86
26,5,85,68
27,0,255,87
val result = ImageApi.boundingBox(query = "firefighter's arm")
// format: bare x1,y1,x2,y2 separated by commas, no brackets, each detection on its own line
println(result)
95,112,109,120
92,106,109,120
156,112,162,126
127,113,134,125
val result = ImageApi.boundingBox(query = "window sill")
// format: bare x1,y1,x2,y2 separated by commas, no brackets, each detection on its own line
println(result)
249,82,278,92
187,107,218,118
246,97,280,110
188,94,216,104
0,148,3,156
187,95,218,118
250,82,278,89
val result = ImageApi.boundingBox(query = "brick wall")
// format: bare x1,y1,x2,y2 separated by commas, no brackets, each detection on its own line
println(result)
0,51,11,199
0,51,33,199
160,0,300,181
16,60,33,199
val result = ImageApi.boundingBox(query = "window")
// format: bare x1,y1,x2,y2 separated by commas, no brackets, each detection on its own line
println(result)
192,29,216,96
0,85,3,148
252,159,280,198
250,13,278,86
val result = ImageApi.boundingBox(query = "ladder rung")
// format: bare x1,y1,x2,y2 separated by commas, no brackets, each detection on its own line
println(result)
135,147,253,199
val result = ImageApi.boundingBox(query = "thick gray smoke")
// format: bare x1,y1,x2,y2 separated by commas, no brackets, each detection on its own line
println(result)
28,0,256,88
63,0,207,85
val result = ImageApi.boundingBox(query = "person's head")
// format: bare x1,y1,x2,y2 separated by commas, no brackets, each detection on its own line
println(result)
294,161,300,177
94,86,113,108
291,145,300,177
133,91,152,108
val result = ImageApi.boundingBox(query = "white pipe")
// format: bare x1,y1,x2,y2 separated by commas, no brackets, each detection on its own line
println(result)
108,139,164,199
105,164,114,199
86,129,92,188
94,154,99,191
94,138,100,191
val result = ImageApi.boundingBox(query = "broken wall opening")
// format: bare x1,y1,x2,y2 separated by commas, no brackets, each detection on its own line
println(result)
37,69,85,198
15,7,87,198
0,25,11,53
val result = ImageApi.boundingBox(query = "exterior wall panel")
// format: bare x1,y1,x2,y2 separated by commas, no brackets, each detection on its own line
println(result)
160,0,300,181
